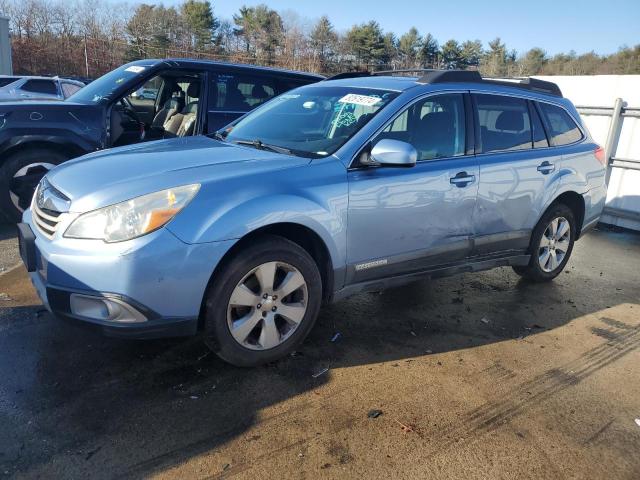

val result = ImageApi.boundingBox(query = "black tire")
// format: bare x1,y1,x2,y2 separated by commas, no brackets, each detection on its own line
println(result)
203,235,323,367
0,148,68,223
513,203,576,282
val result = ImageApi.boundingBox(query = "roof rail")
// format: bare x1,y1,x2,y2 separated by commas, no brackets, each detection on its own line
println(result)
324,69,563,97
417,70,482,84
481,77,562,97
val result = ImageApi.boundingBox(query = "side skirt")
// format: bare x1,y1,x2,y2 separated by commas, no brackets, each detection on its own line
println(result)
331,254,530,303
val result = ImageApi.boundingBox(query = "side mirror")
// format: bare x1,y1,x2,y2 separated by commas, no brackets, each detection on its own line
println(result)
369,139,417,167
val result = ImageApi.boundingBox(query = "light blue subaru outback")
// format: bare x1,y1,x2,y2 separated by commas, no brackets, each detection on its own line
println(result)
18,70,607,366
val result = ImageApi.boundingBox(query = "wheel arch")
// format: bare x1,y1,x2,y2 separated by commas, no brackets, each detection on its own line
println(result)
0,138,86,165
550,190,586,238
197,222,336,331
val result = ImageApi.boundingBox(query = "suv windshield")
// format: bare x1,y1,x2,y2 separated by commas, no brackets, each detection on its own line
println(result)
225,86,399,158
66,64,154,104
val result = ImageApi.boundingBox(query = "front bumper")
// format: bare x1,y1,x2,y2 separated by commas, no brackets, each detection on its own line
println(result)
19,211,236,339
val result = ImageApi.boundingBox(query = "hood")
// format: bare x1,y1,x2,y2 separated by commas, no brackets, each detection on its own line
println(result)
46,136,311,212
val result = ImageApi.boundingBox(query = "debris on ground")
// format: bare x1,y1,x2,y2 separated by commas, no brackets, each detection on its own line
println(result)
312,367,329,378
480,317,490,324
367,409,383,419
330,332,342,343
290,350,303,357
635,418,640,427
425,349,433,354
0,293,11,301
394,419,415,433
190,395,199,400
410,331,417,337
85,446,102,461
222,463,231,471
196,352,210,362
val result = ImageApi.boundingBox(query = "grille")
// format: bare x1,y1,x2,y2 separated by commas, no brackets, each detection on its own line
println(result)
32,202,62,239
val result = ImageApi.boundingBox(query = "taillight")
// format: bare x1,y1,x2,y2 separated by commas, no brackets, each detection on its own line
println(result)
594,146,606,166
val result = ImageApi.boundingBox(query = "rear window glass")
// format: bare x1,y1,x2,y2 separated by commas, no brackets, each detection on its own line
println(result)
538,102,583,146
212,73,278,112
22,79,58,95
475,94,532,153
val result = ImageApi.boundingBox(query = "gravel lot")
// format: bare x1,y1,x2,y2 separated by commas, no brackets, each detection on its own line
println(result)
0,224,19,274
0,226,639,479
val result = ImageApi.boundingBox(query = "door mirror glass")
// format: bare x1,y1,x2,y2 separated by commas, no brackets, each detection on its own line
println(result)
369,139,417,167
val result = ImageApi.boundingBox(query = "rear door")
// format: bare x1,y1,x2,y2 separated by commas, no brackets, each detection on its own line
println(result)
470,93,559,256
206,72,313,133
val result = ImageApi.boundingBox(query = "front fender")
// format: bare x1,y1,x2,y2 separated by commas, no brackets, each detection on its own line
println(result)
167,158,349,274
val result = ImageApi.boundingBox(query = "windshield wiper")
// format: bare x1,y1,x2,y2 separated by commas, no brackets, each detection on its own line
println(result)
208,131,226,142
233,139,291,155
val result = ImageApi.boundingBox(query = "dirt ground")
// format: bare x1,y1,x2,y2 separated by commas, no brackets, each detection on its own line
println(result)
0,226,639,479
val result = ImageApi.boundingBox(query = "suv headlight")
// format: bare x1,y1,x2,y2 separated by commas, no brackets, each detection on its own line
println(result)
64,184,200,242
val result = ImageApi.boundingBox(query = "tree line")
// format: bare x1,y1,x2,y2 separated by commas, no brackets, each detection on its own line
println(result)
2,0,639,79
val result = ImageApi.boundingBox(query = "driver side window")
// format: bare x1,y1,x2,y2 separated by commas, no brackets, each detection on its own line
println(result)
376,94,466,161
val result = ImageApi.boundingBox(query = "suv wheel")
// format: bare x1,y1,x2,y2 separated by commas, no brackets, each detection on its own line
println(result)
203,235,322,367
0,149,68,223
513,203,576,282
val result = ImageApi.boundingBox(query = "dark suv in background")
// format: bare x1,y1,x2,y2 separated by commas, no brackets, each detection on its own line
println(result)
0,59,323,222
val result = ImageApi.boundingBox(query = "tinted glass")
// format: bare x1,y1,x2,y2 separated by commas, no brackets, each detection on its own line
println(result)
22,79,58,95
475,94,532,153
225,86,398,158
0,77,20,88
61,82,82,98
538,102,583,146
530,103,549,148
376,93,466,160
212,73,277,112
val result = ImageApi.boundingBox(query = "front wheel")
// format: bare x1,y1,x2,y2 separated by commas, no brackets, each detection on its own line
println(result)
0,149,68,223
203,235,323,367
513,203,576,282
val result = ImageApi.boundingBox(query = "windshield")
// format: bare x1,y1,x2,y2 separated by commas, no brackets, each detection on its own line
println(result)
225,86,399,158
66,64,153,104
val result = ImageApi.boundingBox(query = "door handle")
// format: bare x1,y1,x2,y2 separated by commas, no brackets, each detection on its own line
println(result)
537,161,555,174
450,171,476,187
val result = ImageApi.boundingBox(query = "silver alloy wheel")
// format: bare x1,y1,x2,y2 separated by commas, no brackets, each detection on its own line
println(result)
538,216,571,273
9,162,56,213
227,261,308,350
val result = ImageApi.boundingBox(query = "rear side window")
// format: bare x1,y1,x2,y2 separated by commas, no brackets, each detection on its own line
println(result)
211,73,277,112
21,79,58,95
537,102,583,146
530,102,549,148
61,82,82,98
475,94,532,153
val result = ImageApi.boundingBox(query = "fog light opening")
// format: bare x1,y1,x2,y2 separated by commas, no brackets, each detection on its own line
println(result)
69,294,147,323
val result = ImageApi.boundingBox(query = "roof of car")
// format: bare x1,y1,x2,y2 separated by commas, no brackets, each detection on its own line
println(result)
318,70,564,99
128,58,325,80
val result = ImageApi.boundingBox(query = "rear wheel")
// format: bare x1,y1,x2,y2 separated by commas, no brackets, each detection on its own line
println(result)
513,203,576,282
203,235,322,367
0,148,68,223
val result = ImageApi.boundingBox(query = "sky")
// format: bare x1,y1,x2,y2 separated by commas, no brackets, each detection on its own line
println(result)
163,0,640,56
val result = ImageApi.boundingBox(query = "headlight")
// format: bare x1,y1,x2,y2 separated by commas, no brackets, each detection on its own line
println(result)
64,184,200,242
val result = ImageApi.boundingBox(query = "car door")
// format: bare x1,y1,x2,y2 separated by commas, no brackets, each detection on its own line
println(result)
470,93,560,256
346,92,479,284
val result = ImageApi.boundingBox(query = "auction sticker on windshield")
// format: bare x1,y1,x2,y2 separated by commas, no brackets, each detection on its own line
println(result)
338,94,381,107
125,66,146,73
